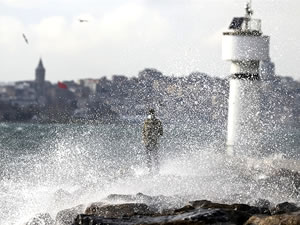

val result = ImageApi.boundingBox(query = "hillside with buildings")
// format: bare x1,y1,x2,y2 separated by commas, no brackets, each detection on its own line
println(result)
0,59,299,128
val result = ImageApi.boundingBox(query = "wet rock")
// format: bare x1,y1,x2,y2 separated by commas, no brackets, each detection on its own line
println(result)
189,200,269,214
85,203,156,217
189,200,210,208
85,202,106,214
245,211,300,225
70,196,300,224
73,208,229,225
173,205,195,214
55,204,85,225
244,215,268,225
73,207,249,225
271,202,299,215
181,208,229,223
190,200,249,211
76,200,256,225
188,201,254,224
25,213,55,225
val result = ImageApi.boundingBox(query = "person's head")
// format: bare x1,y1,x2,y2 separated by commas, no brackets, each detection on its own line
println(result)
148,108,155,115
147,109,155,119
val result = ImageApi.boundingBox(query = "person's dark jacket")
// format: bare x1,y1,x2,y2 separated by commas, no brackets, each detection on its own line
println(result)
142,116,163,148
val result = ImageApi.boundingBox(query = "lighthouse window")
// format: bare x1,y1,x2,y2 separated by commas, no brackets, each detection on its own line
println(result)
229,17,244,29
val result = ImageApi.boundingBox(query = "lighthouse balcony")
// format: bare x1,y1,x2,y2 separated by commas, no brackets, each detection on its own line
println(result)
224,17,262,36
222,35,270,61
230,73,260,80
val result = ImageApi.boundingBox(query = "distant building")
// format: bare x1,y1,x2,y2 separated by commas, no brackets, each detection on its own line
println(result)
79,79,99,94
0,85,15,101
35,58,45,96
13,81,37,107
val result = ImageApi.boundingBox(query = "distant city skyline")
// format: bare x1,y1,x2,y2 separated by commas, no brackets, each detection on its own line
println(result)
0,0,299,82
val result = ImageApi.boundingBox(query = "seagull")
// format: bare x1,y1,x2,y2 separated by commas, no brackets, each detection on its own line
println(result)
22,33,29,44
78,19,88,23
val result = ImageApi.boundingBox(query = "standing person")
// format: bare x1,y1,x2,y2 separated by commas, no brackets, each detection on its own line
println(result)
142,109,163,173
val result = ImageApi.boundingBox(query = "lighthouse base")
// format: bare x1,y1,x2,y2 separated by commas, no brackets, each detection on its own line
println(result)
226,78,262,156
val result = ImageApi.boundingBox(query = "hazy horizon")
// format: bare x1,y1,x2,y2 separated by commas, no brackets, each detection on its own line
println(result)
0,0,299,82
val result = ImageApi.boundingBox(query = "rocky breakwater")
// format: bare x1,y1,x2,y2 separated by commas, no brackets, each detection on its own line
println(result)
72,195,300,225
24,193,300,225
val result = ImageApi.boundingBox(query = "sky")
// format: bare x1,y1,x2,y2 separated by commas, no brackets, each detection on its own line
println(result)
0,0,299,82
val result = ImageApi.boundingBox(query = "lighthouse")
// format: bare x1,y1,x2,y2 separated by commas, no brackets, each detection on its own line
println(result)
222,1,272,155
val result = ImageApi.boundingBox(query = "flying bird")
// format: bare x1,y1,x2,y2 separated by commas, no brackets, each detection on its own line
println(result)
78,19,88,23
22,33,29,44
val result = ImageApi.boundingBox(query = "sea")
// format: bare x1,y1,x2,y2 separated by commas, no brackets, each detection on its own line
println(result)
0,122,299,224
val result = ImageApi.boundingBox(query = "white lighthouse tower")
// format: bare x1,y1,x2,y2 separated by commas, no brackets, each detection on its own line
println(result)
222,1,271,155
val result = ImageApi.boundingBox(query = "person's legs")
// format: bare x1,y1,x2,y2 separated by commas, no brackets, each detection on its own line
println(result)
152,145,159,174
145,144,160,174
145,146,152,172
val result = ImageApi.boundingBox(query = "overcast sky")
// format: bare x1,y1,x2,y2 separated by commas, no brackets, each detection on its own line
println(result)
0,0,299,82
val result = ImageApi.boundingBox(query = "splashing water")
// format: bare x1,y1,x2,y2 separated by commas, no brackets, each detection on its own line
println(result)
0,122,299,224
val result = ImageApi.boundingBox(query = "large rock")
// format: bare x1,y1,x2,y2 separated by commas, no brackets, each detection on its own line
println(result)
84,202,106,215
271,202,300,215
55,204,85,225
189,200,270,215
175,202,255,225
245,211,300,225
85,202,156,217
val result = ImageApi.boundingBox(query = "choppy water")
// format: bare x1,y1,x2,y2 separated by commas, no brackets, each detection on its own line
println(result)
0,122,299,225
